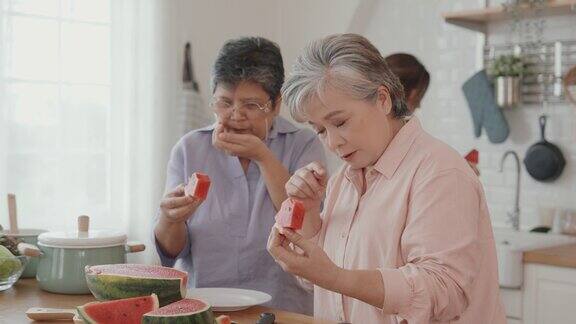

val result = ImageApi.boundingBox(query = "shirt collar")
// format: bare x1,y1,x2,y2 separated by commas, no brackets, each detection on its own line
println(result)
345,116,422,181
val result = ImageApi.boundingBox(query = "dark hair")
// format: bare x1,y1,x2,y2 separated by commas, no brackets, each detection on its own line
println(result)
384,53,430,100
211,37,284,106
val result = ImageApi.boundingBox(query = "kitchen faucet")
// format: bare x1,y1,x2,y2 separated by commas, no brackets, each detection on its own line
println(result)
499,150,521,231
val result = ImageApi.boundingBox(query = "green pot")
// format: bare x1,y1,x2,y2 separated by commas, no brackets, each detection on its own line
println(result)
34,229,145,295
0,229,46,278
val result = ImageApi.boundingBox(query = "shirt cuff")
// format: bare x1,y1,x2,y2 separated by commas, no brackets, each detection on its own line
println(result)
153,223,191,267
379,268,413,314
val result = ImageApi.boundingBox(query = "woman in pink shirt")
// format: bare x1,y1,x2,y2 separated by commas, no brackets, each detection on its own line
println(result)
267,33,505,323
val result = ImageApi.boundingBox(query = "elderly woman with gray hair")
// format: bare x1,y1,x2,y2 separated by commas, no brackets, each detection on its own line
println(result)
153,37,325,314
267,34,505,323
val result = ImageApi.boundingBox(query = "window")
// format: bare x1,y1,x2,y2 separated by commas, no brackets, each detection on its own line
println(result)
1,0,112,230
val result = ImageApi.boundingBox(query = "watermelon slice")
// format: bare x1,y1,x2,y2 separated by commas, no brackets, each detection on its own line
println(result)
465,149,479,164
185,173,211,199
77,294,159,324
142,298,215,324
85,264,188,307
275,198,305,230
216,315,232,324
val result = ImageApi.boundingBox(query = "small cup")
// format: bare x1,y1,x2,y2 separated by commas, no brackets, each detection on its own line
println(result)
562,210,576,236
538,206,556,228
551,209,566,234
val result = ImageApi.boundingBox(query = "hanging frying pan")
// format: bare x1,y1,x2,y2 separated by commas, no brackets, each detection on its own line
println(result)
523,115,565,182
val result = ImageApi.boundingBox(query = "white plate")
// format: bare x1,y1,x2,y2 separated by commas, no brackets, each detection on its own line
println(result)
186,287,272,312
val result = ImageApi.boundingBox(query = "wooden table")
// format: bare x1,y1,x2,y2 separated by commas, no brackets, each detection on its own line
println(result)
0,279,334,324
524,243,576,268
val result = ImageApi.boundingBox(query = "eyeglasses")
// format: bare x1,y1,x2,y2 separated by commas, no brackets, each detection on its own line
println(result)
210,98,272,115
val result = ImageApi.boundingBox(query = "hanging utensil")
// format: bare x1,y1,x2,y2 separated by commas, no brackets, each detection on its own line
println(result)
523,115,566,182
180,42,211,134
183,42,199,92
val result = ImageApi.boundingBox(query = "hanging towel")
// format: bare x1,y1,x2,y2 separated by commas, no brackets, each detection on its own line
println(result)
180,42,212,136
462,70,510,143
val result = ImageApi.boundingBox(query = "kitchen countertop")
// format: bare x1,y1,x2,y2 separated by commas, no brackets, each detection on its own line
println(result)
0,279,335,324
524,244,576,268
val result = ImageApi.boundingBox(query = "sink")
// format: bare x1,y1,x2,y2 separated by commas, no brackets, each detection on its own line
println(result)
493,227,576,288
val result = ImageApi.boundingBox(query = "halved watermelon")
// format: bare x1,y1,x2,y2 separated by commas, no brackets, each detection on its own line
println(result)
275,198,305,230
85,264,188,306
185,172,211,199
142,298,214,324
77,294,159,324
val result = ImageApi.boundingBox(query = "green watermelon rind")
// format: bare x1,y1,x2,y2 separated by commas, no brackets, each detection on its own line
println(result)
142,300,215,324
76,294,160,324
77,305,98,324
85,272,185,307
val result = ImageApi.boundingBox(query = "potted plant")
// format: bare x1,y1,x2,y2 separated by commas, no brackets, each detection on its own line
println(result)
489,54,525,108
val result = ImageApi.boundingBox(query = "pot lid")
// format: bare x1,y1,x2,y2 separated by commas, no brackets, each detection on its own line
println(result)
38,229,127,248
37,215,126,248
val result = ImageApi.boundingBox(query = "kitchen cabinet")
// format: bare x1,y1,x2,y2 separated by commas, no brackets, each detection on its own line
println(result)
522,264,576,324
501,287,522,320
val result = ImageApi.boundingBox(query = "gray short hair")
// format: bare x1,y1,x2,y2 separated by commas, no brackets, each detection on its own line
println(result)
210,37,284,106
282,33,409,121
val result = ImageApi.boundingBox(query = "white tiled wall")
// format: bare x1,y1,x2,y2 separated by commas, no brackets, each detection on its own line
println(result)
362,0,576,229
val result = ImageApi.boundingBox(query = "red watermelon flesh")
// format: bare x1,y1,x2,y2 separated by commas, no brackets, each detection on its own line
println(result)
465,149,479,164
216,315,232,324
275,198,305,230
142,298,215,323
185,172,211,199
147,298,208,316
77,294,159,324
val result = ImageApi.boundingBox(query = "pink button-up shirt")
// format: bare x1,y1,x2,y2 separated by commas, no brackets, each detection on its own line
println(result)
312,117,506,323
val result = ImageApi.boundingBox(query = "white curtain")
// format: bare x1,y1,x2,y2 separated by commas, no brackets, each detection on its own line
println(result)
0,0,185,265
111,0,185,264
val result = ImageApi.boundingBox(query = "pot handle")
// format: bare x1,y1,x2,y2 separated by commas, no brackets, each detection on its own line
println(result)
17,242,42,257
125,241,146,253
539,115,548,141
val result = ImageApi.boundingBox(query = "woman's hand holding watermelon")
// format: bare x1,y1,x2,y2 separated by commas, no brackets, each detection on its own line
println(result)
285,162,327,212
267,226,341,291
159,184,204,223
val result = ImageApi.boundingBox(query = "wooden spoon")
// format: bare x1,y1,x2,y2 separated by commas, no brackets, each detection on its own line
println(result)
26,307,84,323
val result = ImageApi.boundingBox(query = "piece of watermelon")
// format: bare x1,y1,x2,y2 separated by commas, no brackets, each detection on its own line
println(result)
216,315,232,324
142,298,215,324
85,264,188,307
77,294,159,324
465,149,479,164
275,198,305,230
185,173,211,199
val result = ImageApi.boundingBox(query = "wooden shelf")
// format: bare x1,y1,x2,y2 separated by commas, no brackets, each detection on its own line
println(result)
443,0,576,33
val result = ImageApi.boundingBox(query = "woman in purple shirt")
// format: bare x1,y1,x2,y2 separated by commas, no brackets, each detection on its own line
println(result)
153,37,325,314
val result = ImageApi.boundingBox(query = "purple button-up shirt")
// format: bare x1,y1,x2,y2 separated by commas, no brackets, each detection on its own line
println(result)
154,116,325,315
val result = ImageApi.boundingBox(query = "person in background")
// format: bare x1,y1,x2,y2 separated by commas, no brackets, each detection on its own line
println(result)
153,37,325,314
385,52,479,176
268,33,505,323
384,53,430,113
